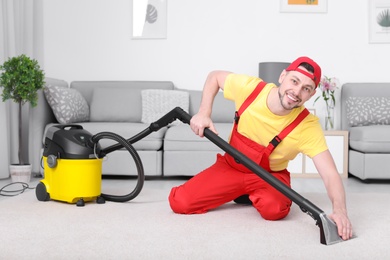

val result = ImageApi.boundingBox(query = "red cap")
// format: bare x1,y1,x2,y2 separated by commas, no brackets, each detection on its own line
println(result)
285,56,321,87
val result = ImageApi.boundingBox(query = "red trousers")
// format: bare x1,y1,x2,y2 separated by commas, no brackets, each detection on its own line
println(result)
168,153,292,220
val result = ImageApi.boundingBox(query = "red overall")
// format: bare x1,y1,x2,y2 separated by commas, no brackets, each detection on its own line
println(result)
169,82,309,220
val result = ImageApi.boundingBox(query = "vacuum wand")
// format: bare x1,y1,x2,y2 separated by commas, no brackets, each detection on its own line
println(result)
98,106,344,245
168,107,343,245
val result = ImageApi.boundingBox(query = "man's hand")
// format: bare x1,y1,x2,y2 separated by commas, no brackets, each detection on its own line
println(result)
313,150,354,241
329,210,353,240
190,113,218,137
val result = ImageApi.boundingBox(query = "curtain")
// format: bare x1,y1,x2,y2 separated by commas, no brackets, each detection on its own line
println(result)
0,0,40,178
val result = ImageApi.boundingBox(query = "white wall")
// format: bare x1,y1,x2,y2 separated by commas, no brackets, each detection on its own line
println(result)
41,0,390,129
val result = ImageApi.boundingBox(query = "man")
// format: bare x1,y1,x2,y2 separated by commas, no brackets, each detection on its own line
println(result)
168,56,353,241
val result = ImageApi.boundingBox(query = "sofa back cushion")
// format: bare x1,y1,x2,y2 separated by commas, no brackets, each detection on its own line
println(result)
71,81,174,122
90,88,142,122
71,81,174,104
188,90,235,123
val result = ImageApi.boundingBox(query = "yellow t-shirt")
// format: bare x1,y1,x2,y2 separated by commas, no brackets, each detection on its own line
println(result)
223,74,328,171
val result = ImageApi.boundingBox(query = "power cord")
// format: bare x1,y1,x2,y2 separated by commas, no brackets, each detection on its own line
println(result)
0,182,35,197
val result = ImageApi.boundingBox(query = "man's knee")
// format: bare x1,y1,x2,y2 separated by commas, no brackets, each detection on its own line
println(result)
259,204,291,220
168,187,206,214
253,196,292,220
169,192,190,214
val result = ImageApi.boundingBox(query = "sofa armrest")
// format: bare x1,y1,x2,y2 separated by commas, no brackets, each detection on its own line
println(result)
28,77,68,175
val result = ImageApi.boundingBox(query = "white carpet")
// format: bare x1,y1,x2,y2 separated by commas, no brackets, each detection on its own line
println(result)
1,179,389,259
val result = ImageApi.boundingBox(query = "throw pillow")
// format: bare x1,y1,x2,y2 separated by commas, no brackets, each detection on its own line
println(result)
141,89,189,124
43,85,90,124
346,97,390,126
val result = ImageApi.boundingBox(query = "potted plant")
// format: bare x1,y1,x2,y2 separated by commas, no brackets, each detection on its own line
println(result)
0,54,45,183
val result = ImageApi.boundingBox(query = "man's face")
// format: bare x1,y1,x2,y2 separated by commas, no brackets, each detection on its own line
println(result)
277,67,317,110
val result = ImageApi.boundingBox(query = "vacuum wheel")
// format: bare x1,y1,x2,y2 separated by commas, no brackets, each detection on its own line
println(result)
96,196,106,204
36,182,50,201
76,199,85,207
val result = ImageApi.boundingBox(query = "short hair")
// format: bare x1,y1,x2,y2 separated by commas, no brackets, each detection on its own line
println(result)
299,62,314,74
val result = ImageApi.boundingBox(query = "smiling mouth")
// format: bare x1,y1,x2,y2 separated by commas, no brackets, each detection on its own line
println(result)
287,93,300,103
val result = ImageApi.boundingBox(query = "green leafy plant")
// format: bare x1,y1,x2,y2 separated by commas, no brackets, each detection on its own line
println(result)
377,9,390,28
0,54,45,165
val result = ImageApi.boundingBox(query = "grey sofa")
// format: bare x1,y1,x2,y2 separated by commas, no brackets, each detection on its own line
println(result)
340,83,390,180
28,78,235,177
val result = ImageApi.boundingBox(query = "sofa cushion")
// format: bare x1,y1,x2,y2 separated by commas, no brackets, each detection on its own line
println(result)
43,85,89,124
349,125,390,153
141,89,189,124
346,97,390,127
188,90,235,123
90,88,142,122
164,123,232,151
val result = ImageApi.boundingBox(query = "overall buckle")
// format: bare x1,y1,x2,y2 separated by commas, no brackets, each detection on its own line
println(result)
234,111,240,124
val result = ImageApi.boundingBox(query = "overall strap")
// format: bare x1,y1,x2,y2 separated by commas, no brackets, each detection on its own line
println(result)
267,108,310,151
234,81,267,124
232,79,310,153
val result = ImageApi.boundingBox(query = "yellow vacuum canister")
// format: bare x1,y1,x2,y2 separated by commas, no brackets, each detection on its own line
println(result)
36,125,105,206
40,157,102,204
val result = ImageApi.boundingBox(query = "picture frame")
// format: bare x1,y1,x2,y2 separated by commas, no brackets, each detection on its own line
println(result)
132,0,167,39
369,0,390,43
280,0,327,13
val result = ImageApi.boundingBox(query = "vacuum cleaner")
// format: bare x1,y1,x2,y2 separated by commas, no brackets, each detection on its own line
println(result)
36,124,145,206
36,107,345,245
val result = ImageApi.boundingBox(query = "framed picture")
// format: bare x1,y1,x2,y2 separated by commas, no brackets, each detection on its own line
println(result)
369,0,390,43
280,0,327,13
132,0,167,39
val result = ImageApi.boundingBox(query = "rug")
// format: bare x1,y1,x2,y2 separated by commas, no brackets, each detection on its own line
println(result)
0,181,389,259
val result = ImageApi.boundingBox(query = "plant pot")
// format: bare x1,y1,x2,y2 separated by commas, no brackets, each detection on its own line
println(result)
9,164,32,183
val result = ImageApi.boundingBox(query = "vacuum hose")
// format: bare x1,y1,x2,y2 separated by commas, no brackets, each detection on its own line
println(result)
90,132,145,202
88,107,190,202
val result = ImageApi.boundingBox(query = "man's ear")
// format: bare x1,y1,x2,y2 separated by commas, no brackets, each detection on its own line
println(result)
278,70,287,85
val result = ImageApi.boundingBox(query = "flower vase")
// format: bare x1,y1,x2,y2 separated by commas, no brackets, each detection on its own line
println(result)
325,103,335,131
